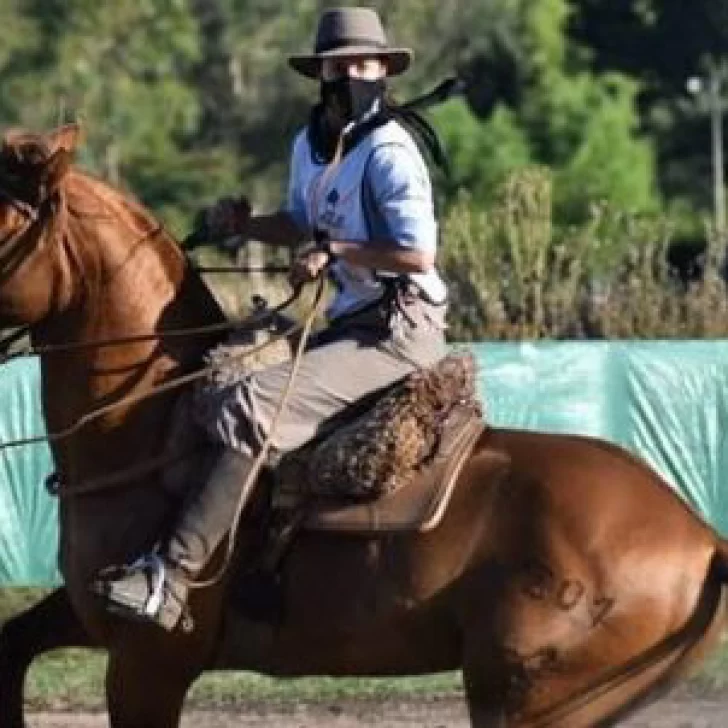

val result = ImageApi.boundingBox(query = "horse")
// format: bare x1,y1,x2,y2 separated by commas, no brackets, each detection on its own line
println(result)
1,124,728,728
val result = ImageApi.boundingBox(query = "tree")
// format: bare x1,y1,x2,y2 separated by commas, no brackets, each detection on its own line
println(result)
569,0,728,214
0,0,238,231
430,0,659,222
431,100,531,203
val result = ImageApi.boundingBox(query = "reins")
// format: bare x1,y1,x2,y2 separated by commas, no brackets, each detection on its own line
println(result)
0,198,306,466
0,181,40,223
28,288,322,500
0,289,307,458
0,272,296,364
1,122,335,591
189,275,327,591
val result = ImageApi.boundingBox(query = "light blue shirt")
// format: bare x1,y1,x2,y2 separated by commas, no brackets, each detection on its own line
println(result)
285,119,447,320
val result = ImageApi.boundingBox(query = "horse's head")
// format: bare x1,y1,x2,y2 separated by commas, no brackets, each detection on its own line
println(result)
0,124,80,325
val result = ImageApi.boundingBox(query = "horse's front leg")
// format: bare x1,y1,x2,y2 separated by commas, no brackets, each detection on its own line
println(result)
0,587,95,728
106,641,202,728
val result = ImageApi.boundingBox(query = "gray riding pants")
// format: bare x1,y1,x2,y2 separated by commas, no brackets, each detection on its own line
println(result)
200,296,447,458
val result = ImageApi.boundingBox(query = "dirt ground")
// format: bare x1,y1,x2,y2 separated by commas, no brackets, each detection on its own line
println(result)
26,695,728,727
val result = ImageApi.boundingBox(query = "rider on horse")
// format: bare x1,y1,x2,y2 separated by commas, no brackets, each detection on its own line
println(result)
92,6,449,631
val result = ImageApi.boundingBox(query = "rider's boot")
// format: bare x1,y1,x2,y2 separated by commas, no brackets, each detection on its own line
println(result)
91,448,255,631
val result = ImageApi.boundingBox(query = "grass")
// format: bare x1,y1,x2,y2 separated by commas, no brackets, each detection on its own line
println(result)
4,588,728,710
22,651,462,710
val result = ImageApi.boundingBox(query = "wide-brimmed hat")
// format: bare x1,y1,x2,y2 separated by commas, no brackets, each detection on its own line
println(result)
288,7,413,79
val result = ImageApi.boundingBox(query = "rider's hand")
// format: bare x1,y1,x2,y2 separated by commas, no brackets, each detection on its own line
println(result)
289,245,333,287
204,196,251,250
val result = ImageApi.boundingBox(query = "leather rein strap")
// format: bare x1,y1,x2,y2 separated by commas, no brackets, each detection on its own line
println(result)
0,282,297,364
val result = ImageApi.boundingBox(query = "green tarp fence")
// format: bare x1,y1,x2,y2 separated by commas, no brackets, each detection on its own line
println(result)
2,341,728,585
0,359,58,586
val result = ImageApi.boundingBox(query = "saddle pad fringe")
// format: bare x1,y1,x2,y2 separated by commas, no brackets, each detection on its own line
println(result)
281,352,482,499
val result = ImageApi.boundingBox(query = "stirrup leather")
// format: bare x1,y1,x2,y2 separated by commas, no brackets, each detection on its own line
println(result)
139,554,166,618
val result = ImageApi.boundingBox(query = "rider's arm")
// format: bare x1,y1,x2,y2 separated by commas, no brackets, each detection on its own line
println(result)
328,240,434,274
328,142,436,274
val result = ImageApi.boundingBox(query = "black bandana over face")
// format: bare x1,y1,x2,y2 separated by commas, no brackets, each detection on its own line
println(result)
320,77,386,125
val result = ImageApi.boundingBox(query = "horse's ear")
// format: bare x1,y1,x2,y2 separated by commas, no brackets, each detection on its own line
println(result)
40,124,81,194
42,148,73,194
46,124,82,156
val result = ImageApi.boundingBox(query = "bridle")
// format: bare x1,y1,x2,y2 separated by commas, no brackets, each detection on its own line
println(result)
0,178,59,356
0,286,298,364
0,149,328,545
0,184,39,222
0,176,50,266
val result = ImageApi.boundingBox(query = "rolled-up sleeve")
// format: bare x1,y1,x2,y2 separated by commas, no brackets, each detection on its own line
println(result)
366,142,437,251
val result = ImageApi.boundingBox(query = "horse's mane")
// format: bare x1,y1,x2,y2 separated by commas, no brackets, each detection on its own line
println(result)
68,172,169,241
0,127,224,334
0,128,180,258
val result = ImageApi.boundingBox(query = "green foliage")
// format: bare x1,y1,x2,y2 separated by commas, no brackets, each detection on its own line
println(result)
516,0,660,221
522,0,570,72
0,0,238,230
441,168,728,341
0,0,674,228
433,76,659,223
432,100,531,202
124,148,241,236
550,74,660,221
0,3,39,75
571,0,728,215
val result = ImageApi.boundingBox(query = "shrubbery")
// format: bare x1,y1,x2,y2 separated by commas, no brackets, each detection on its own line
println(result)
440,168,728,340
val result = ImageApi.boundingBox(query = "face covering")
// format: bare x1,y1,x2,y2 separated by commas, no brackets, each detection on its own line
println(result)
320,77,386,124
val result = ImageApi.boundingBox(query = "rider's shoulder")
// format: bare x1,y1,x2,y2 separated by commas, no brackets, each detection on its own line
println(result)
290,127,309,156
365,122,428,179
368,118,415,148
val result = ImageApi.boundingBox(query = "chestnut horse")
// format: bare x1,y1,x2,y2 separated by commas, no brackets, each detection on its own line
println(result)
1,125,728,728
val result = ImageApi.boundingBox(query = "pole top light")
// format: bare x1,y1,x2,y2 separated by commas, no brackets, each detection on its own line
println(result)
686,76,703,95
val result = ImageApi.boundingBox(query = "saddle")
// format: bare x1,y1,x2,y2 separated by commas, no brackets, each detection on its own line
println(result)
273,404,482,532
172,353,486,623
273,353,484,534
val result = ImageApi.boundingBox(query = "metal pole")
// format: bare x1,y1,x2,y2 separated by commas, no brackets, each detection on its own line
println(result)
709,65,726,233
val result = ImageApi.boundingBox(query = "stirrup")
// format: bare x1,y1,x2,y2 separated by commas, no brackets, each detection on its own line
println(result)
91,554,192,632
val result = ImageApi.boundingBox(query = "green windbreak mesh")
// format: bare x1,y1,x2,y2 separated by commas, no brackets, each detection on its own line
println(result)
620,343,728,535
2,343,728,585
0,358,58,585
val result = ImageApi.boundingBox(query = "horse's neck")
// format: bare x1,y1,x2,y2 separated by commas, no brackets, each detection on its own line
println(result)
39,178,223,477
